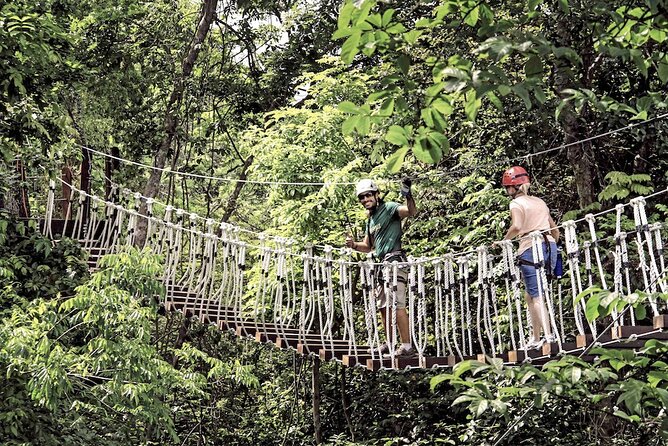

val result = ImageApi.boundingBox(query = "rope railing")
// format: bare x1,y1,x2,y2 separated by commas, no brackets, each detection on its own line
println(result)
39,176,668,370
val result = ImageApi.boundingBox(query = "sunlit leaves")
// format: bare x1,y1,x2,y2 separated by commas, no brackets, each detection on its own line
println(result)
385,146,409,173
385,125,409,146
1,246,259,443
340,30,362,64
598,171,654,202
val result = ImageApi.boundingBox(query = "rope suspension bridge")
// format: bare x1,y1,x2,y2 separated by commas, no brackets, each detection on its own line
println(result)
40,176,668,371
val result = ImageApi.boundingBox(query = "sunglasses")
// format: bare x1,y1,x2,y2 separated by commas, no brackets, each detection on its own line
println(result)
358,192,374,201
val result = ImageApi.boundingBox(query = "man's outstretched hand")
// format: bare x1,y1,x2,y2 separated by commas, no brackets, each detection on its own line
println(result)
400,177,412,198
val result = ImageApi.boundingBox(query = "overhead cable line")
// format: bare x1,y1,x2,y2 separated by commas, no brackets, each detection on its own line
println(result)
76,144,356,186
73,110,668,187
420,110,668,181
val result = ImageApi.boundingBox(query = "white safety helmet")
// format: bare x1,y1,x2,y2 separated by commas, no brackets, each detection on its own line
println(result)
355,179,379,197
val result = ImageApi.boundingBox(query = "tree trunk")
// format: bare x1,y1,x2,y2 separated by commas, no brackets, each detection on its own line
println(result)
312,357,322,445
340,363,355,441
3,160,30,217
80,148,92,223
61,165,73,218
15,159,30,218
220,155,253,223
553,18,597,208
564,118,596,208
135,0,219,246
633,131,652,174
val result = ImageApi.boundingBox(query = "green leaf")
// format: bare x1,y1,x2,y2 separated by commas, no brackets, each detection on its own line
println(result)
341,31,362,64
404,29,422,45
396,54,410,75
428,131,450,154
413,134,442,163
464,91,482,121
657,58,668,83
441,67,470,80
454,360,473,378
430,374,453,391
421,108,434,127
486,91,503,111
431,97,454,116
475,398,488,416
366,13,381,27
525,55,543,77
570,367,582,384
497,84,511,96
558,0,570,14
386,22,406,34
617,380,645,415
512,84,532,109
533,87,547,104
338,101,359,114
385,125,409,146
378,98,395,116
332,28,353,39
357,115,370,135
381,8,395,26
528,0,545,10
585,294,602,322
464,6,480,27
631,110,648,121
452,394,477,406
650,29,667,43
342,116,358,134
634,304,646,321
614,410,641,423
385,146,409,173
338,1,356,29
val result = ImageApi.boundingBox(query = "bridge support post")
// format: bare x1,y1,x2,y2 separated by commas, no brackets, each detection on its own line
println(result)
312,356,322,444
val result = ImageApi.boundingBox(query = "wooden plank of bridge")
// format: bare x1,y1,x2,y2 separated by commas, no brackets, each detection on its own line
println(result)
167,299,239,323
297,339,362,355
318,346,371,361
476,352,510,363
611,325,668,340
366,356,421,371
541,341,583,357
654,315,668,329
420,356,457,368
576,332,647,349
342,354,374,367
506,347,545,364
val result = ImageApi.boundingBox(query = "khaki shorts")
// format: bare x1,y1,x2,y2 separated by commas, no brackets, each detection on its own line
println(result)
375,267,408,309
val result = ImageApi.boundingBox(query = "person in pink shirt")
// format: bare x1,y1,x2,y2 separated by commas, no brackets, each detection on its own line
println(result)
499,166,560,349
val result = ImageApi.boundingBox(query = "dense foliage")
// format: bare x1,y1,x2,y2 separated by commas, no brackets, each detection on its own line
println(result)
2,0,668,444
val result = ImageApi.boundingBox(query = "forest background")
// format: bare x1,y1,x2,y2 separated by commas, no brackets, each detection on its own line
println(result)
1,0,668,444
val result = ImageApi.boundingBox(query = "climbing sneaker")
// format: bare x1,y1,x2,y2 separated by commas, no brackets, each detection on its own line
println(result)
391,345,417,358
525,338,544,350
544,335,557,344
367,342,390,355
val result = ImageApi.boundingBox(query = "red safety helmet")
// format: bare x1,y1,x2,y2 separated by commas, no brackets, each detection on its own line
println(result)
502,166,530,187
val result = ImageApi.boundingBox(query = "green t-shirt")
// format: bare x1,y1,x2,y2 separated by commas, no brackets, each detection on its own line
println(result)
367,201,402,259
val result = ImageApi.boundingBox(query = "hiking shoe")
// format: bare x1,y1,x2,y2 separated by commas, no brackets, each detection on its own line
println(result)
525,339,544,350
544,335,557,344
389,345,417,358
367,342,390,355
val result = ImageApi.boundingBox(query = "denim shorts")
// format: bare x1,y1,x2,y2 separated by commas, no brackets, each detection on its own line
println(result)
518,242,557,298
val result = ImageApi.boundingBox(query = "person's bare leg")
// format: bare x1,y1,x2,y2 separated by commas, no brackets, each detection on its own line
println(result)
525,293,541,341
379,307,389,343
525,294,552,340
536,297,552,337
396,308,411,345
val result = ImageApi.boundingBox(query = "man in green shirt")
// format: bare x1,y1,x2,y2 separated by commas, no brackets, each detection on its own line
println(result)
345,178,417,357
